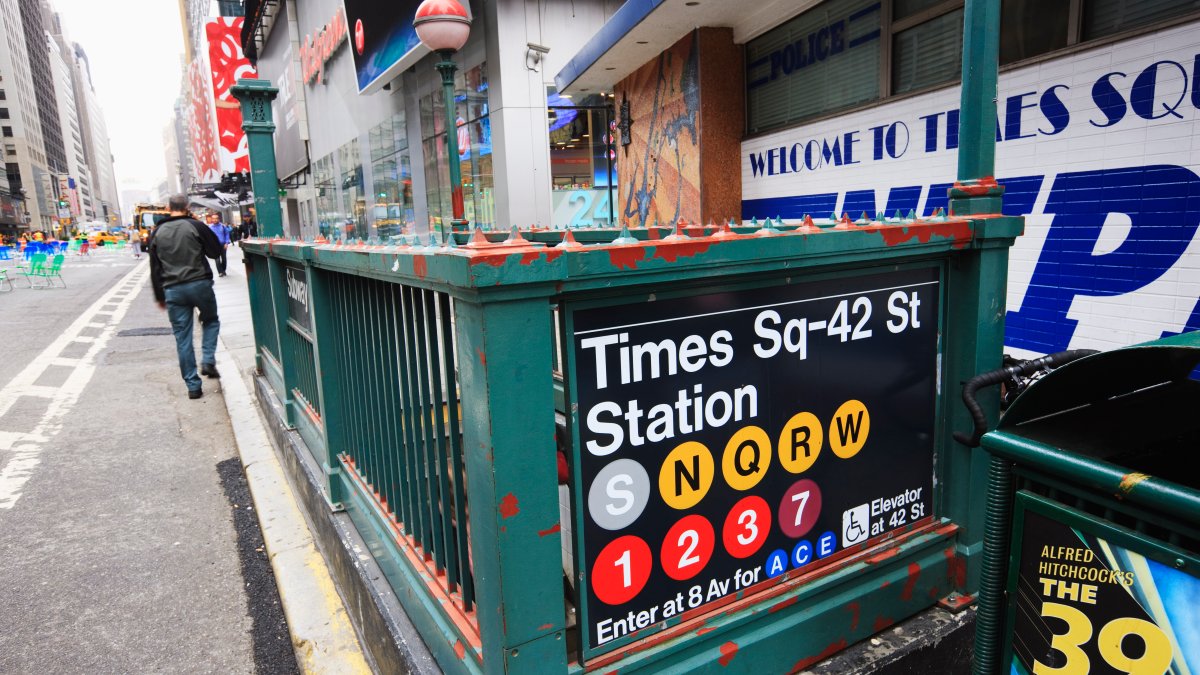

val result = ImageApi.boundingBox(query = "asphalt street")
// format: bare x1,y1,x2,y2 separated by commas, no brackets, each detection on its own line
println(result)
0,248,298,674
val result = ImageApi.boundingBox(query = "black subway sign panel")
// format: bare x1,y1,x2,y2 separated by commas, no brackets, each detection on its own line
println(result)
285,265,311,332
568,267,940,653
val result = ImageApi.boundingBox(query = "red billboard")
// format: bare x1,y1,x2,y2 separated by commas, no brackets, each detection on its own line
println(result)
188,57,220,182
205,17,257,174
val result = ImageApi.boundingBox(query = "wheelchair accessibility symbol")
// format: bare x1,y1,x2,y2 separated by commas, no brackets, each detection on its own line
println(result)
842,504,870,546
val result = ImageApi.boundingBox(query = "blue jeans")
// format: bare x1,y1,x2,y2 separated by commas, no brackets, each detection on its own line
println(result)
165,279,220,392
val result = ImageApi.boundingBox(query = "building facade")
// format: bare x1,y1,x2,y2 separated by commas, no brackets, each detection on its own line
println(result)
554,0,1200,358
0,0,121,237
243,0,622,240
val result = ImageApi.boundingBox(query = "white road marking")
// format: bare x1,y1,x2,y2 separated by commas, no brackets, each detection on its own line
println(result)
0,261,150,509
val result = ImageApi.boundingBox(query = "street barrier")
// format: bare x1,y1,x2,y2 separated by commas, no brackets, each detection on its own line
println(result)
242,208,1021,674
973,333,1200,674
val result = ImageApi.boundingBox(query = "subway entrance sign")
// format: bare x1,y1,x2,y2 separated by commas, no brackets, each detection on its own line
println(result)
566,266,942,656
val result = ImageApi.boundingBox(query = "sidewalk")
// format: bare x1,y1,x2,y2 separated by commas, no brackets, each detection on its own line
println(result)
212,245,372,674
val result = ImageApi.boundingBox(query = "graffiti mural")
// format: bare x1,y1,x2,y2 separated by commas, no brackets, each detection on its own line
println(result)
616,33,701,228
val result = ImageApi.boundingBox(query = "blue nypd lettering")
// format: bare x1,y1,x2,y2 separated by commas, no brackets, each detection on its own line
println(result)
747,3,881,90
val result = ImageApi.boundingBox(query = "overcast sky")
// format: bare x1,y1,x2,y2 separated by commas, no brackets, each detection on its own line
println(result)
52,0,186,191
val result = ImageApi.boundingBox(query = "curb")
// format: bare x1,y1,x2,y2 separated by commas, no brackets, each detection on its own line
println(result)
216,341,372,674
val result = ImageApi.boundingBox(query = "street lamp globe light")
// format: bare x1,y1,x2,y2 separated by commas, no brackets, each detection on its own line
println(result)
413,0,471,52
415,0,472,235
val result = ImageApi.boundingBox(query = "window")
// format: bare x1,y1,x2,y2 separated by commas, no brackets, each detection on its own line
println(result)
1082,0,1200,41
547,90,617,228
1000,0,1069,64
421,62,493,234
745,0,1200,133
1,126,11,138
892,8,963,94
367,112,414,241
746,0,881,133
0,108,8,119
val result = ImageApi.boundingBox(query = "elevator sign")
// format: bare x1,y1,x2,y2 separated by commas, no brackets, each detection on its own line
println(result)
567,267,940,654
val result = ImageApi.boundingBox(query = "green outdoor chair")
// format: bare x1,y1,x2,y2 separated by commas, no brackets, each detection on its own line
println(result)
0,269,12,292
20,253,55,289
39,254,66,288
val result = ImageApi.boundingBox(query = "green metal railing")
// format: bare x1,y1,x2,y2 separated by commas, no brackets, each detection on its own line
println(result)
322,271,476,611
242,206,1022,674
284,322,321,418
246,252,281,368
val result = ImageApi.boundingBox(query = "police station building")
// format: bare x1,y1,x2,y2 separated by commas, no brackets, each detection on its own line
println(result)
554,0,1200,359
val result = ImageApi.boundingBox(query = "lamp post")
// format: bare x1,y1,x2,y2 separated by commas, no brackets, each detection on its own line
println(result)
414,0,472,235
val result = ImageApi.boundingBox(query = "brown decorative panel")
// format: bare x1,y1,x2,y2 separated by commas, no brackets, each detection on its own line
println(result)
614,29,744,228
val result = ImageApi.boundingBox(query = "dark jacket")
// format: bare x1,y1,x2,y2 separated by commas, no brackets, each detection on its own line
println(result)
149,215,223,302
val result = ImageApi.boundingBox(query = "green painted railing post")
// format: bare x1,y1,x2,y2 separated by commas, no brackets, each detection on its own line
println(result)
269,255,297,427
307,266,346,509
453,297,567,674
231,78,283,238
244,253,269,374
949,1,1013,673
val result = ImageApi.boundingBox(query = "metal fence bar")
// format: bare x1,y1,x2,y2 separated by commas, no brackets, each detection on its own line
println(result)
422,285,453,576
413,289,447,570
398,285,429,549
410,285,437,558
388,281,417,536
367,278,389,507
439,292,474,608
377,279,405,526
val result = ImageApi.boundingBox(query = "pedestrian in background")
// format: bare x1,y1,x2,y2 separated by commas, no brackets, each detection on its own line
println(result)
129,226,142,258
208,213,231,277
149,194,224,400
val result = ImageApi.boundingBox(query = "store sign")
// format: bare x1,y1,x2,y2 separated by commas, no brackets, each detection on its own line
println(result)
741,26,1200,356
285,265,311,331
301,7,348,85
568,267,939,654
1007,496,1200,674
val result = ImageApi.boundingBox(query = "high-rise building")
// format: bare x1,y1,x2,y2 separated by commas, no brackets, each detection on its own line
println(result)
17,0,66,175
0,0,58,234
45,13,91,231
70,42,121,225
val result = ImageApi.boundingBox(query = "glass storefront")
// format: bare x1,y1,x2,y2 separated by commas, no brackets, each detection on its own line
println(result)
369,112,415,241
547,91,616,228
421,63,494,233
311,117,414,243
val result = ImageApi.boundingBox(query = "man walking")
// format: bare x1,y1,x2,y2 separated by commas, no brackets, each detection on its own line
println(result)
150,194,224,399
208,213,232,277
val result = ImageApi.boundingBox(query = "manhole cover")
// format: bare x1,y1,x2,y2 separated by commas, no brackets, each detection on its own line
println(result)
117,327,175,337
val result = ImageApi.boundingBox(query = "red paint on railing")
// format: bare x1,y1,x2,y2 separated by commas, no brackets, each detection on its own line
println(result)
769,595,799,613
413,255,428,278
499,493,519,518
901,562,921,601
655,240,712,263
876,221,974,249
607,246,646,270
952,175,999,196
520,249,563,265
945,547,967,587
790,639,848,672
717,641,739,667
538,523,561,537
848,601,860,631
874,616,894,632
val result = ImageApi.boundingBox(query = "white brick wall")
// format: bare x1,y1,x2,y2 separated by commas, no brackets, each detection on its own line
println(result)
742,22,1200,357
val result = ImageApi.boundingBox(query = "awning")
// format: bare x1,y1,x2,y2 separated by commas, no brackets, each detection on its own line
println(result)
554,0,819,95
